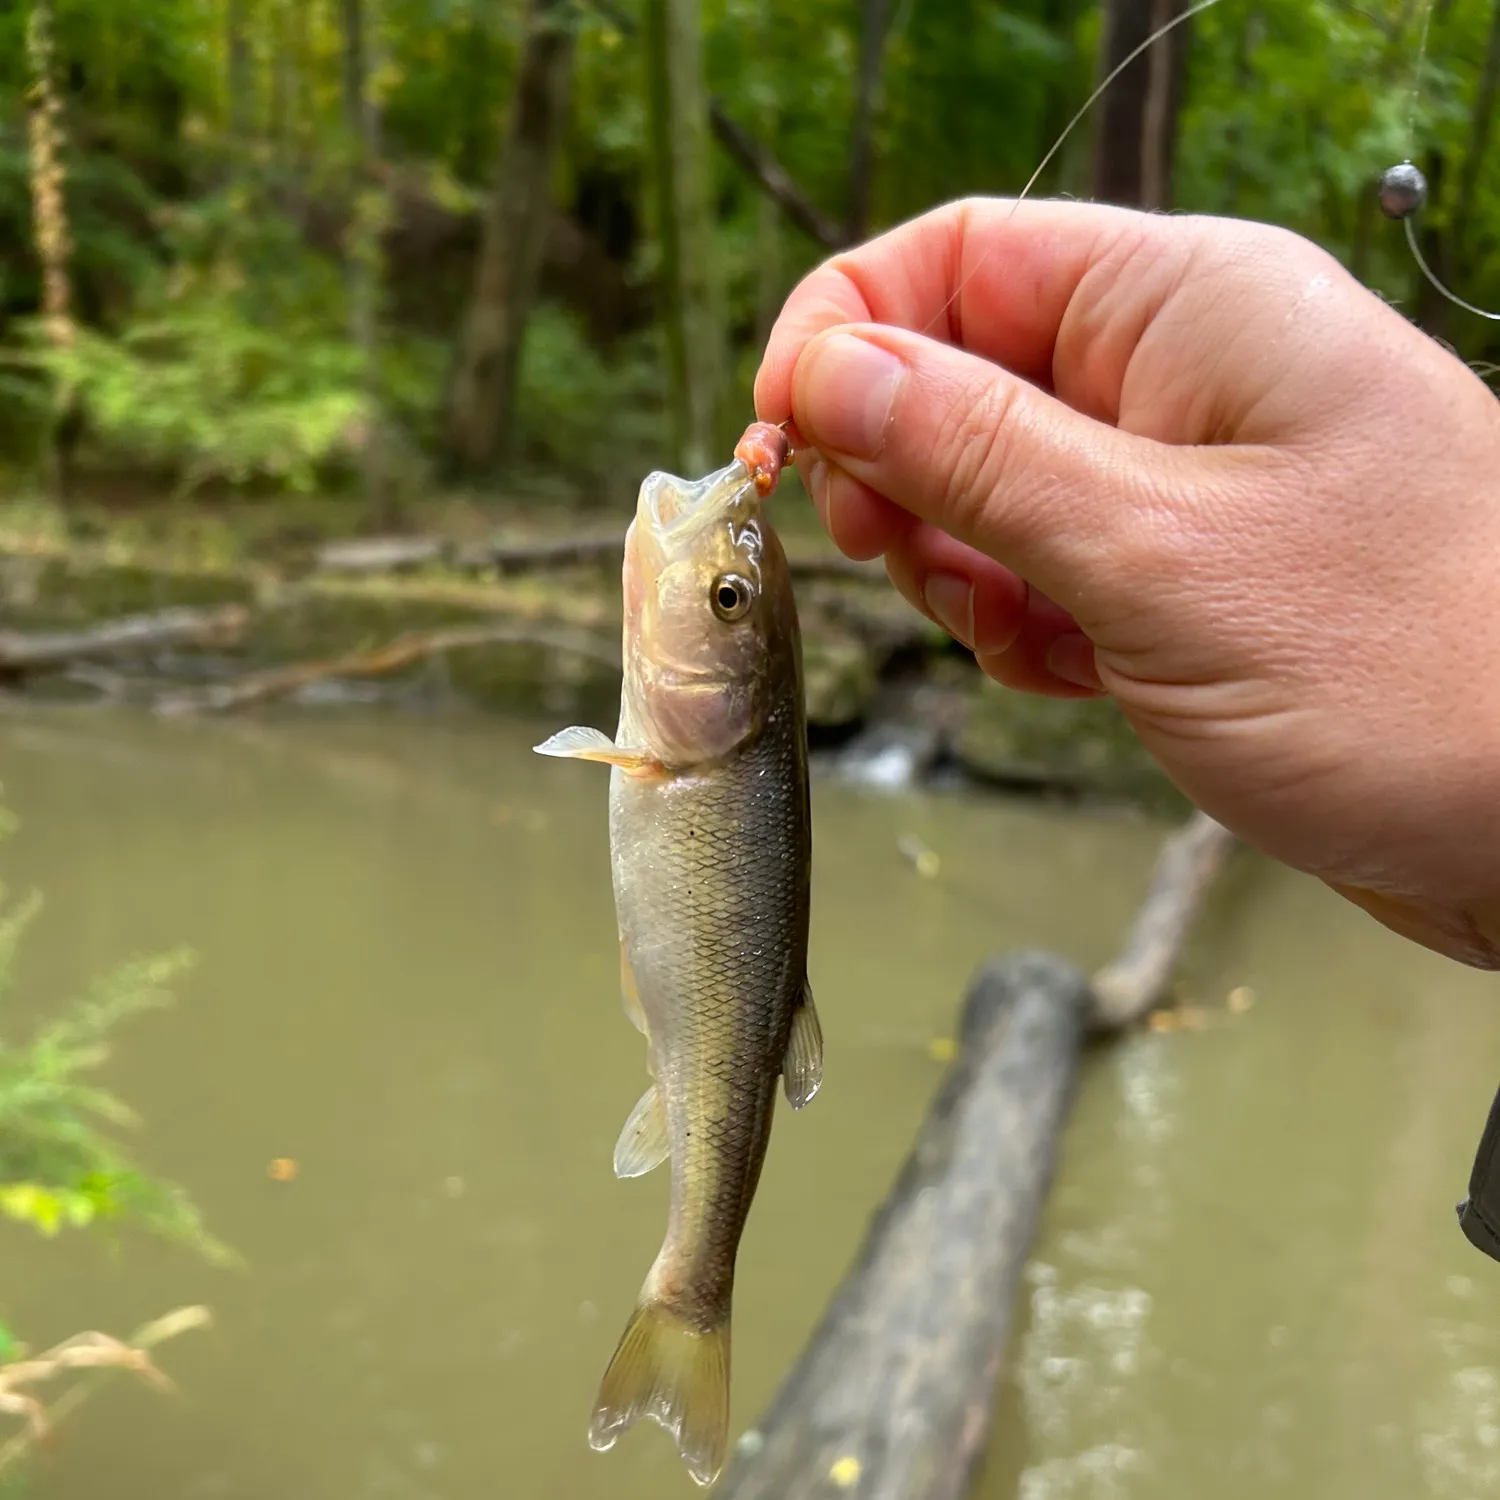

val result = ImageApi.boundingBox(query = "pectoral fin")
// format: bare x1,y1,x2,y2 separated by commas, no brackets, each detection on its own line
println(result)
533,726,663,777
613,1084,670,1178
783,978,823,1109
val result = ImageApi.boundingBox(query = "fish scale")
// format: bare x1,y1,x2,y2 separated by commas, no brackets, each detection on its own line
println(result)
612,695,807,1330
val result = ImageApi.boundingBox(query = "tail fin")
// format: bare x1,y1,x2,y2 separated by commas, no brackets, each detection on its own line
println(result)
587,1299,730,1487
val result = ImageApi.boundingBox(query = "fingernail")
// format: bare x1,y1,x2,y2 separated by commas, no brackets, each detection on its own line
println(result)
801,333,904,460
1046,633,1105,692
922,572,975,649
805,456,829,514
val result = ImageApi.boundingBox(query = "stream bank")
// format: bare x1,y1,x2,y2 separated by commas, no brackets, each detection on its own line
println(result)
0,488,1182,812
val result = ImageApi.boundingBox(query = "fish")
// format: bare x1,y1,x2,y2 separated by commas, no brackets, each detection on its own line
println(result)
533,422,820,1486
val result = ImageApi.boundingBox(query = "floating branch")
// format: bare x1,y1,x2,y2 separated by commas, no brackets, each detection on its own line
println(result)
154,620,622,715
0,606,251,676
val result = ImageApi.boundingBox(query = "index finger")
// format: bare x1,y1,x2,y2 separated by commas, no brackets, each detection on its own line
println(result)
753,196,1147,428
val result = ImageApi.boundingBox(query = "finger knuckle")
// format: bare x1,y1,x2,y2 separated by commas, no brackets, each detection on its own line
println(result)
929,375,1028,535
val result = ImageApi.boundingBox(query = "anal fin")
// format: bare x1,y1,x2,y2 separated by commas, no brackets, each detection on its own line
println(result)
614,1084,669,1178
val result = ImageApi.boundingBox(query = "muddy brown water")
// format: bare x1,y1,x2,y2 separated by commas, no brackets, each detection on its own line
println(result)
1,707,1496,1499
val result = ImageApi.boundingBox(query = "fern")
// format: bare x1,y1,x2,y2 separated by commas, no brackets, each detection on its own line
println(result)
0,808,231,1264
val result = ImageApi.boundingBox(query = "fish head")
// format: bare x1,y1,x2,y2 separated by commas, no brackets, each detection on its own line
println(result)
621,459,789,765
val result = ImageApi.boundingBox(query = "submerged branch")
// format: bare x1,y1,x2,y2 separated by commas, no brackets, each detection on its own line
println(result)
154,621,621,715
0,606,251,675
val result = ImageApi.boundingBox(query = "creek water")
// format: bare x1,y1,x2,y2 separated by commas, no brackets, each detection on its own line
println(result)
0,706,1496,1499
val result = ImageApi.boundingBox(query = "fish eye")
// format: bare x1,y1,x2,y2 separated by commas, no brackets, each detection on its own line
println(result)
710,573,754,623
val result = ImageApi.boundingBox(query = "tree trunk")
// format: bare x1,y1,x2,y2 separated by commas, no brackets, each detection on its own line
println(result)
847,0,893,243
753,6,783,348
589,0,841,252
25,0,71,347
25,0,76,497
753,191,782,352
443,0,575,477
339,0,391,511
227,0,253,140
1032,0,1092,198
271,0,305,169
339,0,379,152
1414,148,1452,343
1422,0,1459,325
1350,176,1377,285
270,2,289,155
1218,3,1261,214
1454,0,1500,272
1091,0,1191,210
644,0,723,475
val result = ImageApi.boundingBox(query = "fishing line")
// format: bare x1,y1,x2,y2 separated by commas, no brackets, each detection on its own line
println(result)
1384,0,1500,321
1406,0,1436,154
1402,214,1500,320
918,0,1228,339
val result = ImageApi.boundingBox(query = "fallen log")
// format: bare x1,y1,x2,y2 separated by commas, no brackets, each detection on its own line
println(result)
313,533,624,575
153,621,621,716
313,536,449,573
314,531,888,583
724,951,1090,1500
1089,811,1237,1029
0,606,250,676
452,535,624,573
719,810,1236,1500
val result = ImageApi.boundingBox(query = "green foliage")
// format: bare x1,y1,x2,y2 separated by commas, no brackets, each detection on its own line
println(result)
2,0,1500,496
513,304,666,481
8,182,373,494
0,809,230,1264
23,312,366,496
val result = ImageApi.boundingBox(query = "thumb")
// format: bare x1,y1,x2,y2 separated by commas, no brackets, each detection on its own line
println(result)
788,324,1198,622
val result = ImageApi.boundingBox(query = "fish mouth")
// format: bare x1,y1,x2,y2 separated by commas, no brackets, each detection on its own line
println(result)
638,458,759,542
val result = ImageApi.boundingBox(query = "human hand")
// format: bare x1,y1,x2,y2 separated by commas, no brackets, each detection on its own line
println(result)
755,197,1500,968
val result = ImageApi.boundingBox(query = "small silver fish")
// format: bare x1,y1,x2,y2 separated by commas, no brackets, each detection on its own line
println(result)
535,434,819,1486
